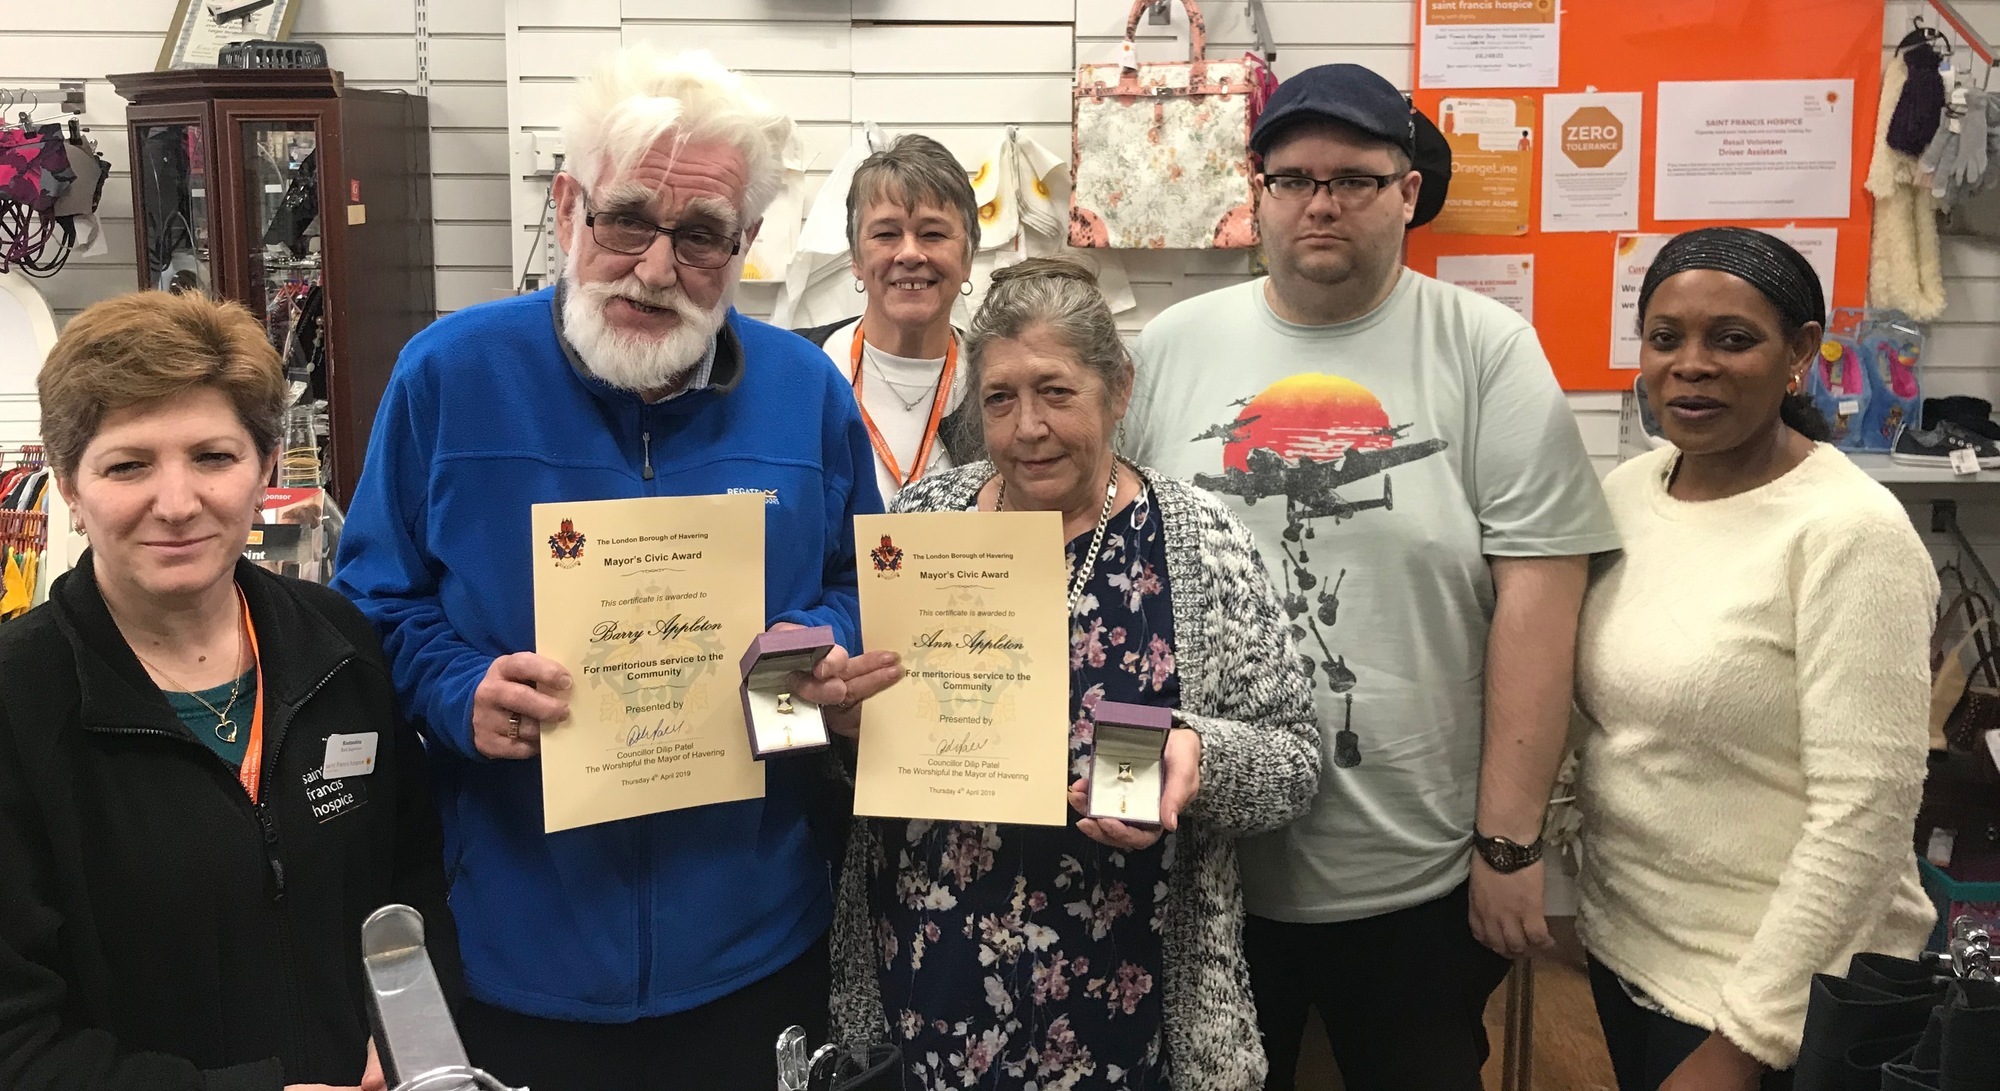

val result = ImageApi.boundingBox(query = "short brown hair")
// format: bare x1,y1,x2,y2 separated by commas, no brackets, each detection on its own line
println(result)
845,134,982,265
38,291,287,479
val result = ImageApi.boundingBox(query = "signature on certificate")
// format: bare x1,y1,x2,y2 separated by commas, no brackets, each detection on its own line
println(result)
932,728,995,757
619,718,687,750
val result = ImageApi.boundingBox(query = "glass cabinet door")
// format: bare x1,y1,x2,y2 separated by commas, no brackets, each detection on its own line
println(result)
134,122,212,294
241,120,330,490
241,121,324,352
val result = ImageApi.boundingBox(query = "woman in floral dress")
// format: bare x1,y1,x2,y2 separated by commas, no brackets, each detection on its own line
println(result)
829,258,1320,1091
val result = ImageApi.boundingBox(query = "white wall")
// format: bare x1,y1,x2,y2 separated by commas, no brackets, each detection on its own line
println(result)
0,0,515,320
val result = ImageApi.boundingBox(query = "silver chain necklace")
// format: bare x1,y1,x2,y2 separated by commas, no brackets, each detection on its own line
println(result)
865,350,943,412
123,612,247,743
996,459,1121,618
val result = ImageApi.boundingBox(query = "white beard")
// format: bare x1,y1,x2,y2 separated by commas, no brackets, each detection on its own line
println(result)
560,251,731,395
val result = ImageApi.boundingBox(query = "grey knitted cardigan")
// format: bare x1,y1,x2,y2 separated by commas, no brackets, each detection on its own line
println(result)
829,461,1321,1091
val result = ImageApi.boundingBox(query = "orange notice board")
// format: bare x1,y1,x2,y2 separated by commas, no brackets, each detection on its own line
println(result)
1406,1,1884,391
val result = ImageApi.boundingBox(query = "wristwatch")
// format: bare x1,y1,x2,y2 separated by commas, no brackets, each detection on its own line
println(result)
1472,831,1544,873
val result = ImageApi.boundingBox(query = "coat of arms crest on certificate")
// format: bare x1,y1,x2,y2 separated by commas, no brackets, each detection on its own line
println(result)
548,518,587,568
868,534,904,576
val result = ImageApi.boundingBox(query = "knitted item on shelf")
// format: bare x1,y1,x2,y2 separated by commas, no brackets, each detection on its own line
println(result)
1868,51,1948,320
1887,41,1947,155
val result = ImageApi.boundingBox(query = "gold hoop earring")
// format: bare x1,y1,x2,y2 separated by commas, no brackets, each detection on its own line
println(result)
960,281,974,297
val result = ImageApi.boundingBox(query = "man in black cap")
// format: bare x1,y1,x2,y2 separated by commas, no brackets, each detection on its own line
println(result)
1123,63,1617,1091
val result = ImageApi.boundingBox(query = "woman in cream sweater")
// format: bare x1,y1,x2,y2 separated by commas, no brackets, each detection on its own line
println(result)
1573,228,1936,1091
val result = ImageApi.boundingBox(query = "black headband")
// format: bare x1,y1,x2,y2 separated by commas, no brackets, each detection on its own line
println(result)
1637,227,1826,332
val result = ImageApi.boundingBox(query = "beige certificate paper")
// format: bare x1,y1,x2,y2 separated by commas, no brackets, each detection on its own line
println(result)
532,494,765,833
853,511,1070,826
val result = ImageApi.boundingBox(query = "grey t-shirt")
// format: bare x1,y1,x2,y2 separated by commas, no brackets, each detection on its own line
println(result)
1125,272,1618,923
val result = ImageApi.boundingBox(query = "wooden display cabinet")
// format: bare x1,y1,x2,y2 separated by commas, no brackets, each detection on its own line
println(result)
108,68,433,507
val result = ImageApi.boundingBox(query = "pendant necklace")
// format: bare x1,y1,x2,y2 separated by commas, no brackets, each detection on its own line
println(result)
996,459,1121,618
129,614,247,743
866,350,943,412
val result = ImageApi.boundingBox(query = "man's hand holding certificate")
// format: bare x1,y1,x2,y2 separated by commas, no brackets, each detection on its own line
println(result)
852,510,1071,826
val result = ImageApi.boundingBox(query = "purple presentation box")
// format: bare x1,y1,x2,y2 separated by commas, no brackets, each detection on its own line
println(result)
1086,700,1172,827
738,626,836,759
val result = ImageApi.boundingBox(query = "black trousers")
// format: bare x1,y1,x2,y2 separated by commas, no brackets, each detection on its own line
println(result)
1244,881,1514,1091
1588,957,1794,1091
457,934,831,1091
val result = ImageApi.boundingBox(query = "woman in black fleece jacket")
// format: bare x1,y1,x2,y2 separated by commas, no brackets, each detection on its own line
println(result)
0,291,459,1091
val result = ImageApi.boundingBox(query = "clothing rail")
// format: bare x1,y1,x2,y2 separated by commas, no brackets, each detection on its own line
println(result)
0,509,45,551
0,82,84,120
1925,917,1997,982
1921,0,1997,69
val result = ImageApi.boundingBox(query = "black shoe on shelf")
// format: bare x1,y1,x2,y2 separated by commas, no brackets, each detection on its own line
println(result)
1921,396,2000,441
1892,421,2000,468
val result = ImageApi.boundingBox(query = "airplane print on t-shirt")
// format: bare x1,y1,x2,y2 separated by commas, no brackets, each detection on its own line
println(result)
1187,373,1448,769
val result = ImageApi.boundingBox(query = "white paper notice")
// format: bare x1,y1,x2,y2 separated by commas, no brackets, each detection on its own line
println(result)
1436,254,1534,322
1419,0,1559,90
1654,80,1856,220
1542,92,1644,233
1610,234,1673,369
1766,227,1838,309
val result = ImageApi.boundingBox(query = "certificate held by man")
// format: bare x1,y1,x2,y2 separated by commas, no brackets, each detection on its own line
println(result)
853,510,1069,825
532,494,765,832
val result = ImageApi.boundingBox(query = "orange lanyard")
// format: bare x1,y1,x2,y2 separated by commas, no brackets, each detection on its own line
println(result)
849,323,957,490
234,587,267,805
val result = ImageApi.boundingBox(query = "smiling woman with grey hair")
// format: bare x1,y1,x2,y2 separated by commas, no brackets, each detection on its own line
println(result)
795,134,984,502
824,257,1321,1090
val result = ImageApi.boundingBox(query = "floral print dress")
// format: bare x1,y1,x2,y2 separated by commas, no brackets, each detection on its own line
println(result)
871,488,1181,1091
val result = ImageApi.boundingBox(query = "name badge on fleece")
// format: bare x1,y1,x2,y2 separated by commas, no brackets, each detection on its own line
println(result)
322,732,380,778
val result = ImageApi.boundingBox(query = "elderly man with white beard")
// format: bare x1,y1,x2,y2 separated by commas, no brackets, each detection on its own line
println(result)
332,48,895,1091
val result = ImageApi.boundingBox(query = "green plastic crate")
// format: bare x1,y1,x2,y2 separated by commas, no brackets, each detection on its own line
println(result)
1918,857,2000,951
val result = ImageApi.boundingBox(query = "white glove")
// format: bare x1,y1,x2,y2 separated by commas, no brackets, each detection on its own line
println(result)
1924,120,1960,200
1949,87,1989,193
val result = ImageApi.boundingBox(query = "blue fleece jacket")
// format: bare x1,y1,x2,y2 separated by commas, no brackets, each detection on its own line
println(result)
332,288,881,1022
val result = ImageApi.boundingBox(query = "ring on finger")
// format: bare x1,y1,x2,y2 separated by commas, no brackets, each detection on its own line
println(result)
508,712,523,740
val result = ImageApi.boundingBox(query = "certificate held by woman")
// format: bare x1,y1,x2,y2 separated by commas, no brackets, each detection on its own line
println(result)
853,510,1071,825
532,493,766,832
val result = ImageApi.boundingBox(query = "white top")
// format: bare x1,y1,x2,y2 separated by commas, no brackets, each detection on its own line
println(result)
1574,443,1938,1068
821,318,967,504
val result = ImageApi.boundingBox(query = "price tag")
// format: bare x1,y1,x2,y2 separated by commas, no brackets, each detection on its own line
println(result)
1116,40,1139,71
1838,399,1861,417
1950,446,1981,475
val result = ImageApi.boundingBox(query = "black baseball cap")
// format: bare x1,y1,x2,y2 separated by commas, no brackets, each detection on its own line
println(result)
1251,63,1413,157
1250,63,1454,230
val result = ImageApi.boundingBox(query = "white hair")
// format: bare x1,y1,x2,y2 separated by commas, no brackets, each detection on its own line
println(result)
561,46,795,223
559,238,736,394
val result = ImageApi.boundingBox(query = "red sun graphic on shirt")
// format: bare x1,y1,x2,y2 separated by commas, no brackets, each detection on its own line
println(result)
1222,373,1393,471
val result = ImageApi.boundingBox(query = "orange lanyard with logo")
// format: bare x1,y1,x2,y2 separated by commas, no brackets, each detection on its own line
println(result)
849,323,957,490
234,588,267,805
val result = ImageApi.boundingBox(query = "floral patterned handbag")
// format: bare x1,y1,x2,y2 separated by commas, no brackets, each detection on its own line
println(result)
1070,0,1259,250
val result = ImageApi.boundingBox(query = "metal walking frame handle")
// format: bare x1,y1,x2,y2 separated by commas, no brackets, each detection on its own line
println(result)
361,905,529,1091
389,1068,519,1091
